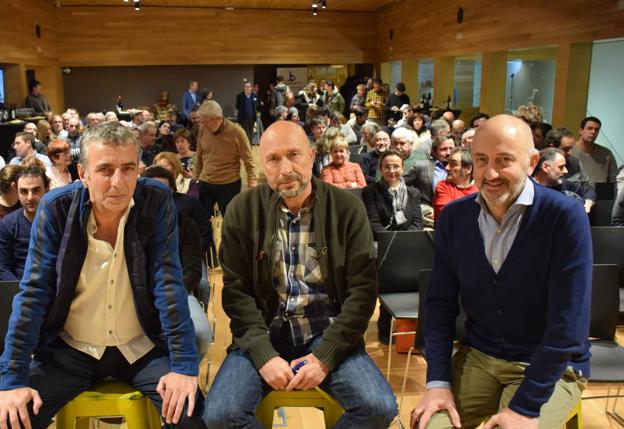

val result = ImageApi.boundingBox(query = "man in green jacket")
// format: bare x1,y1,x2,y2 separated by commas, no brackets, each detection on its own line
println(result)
203,121,397,428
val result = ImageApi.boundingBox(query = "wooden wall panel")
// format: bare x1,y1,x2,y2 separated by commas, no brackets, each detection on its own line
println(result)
56,7,377,66
377,0,624,61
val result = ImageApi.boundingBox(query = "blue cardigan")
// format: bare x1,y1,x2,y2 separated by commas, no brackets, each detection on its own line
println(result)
424,182,592,417
0,209,32,281
0,178,198,390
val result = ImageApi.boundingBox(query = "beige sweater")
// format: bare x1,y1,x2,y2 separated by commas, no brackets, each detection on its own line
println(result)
194,119,257,185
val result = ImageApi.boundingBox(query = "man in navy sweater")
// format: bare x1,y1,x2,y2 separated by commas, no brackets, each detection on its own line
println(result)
411,115,592,429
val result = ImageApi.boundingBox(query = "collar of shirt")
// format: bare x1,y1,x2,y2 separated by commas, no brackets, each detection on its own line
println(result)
88,198,135,236
476,178,534,225
279,194,315,219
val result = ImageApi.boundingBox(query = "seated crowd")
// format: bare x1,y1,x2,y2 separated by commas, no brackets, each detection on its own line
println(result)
0,75,619,429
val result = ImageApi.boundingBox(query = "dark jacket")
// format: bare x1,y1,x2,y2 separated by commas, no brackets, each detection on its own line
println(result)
0,178,198,390
235,92,258,123
404,159,435,204
179,214,202,293
612,189,624,226
0,209,32,281
361,151,381,184
220,177,377,371
361,181,422,237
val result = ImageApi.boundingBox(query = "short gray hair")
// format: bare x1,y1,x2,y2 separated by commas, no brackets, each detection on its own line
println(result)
139,121,156,135
198,100,223,118
391,126,414,144
430,119,451,138
80,122,139,169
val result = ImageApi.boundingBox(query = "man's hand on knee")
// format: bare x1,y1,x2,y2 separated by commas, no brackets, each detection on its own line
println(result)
0,387,42,429
286,354,329,391
483,407,537,429
156,372,198,425
410,387,461,429
258,357,293,390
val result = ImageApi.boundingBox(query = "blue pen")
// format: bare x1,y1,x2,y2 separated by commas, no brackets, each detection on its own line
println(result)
291,360,308,374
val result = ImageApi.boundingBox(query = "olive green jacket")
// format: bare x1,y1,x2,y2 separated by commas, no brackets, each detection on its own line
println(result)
220,177,377,371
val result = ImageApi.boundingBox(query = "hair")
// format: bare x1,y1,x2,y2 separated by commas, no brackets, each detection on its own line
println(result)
356,84,366,92
515,102,544,125
379,149,404,169
142,165,176,191
361,122,380,139
432,137,455,155
310,116,326,129
396,82,406,92
277,75,284,83
452,147,473,172
79,122,139,169
330,112,345,125
287,107,299,120
153,151,184,177
411,113,427,134
461,128,475,142
534,147,566,176
531,122,552,136
36,120,51,142
157,121,170,134
139,121,157,135
544,127,575,148
373,78,382,85
580,116,601,129
174,128,193,144
391,126,414,144
28,80,41,92
317,106,331,118
328,136,349,152
15,132,36,149
104,111,118,122
15,165,49,190
0,165,22,195
198,100,223,117
353,106,367,117
469,112,490,128
430,119,451,138
319,127,344,154
326,80,336,89
47,139,71,159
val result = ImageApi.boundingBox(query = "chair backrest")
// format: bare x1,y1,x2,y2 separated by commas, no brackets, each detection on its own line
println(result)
595,182,616,200
342,187,362,200
348,144,365,155
589,200,615,227
0,280,21,355
350,153,366,167
377,230,434,294
589,264,619,340
591,226,624,288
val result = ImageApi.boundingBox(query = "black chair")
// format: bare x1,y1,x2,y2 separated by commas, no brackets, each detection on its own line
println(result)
590,226,624,314
348,144,365,155
376,230,434,380
595,183,616,200
588,264,624,425
590,199,615,226
0,280,22,355
350,152,366,167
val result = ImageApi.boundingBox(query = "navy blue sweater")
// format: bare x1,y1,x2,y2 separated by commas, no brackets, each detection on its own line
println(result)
424,183,592,417
0,209,32,281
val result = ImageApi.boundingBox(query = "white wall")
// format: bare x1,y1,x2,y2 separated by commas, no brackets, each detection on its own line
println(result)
587,38,624,165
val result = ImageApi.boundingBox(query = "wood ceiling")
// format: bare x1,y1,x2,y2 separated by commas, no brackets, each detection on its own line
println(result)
51,0,399,12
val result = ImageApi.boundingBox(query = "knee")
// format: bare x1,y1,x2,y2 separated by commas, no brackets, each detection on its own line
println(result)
202,402,255,429
349,394,398,425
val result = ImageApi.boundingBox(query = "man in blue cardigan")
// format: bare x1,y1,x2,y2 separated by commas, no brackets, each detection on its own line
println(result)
411,115,592,429
0,123,205,428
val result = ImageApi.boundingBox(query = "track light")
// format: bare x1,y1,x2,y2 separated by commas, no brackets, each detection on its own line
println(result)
321,0,327,9
134,0,140,10
312,5,318,15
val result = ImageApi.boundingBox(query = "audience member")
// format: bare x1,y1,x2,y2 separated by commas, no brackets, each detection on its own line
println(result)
469,112,490,128
24,80,52,114
138,121,162,167
154,91,176,121
570,116,617,184
59,116,83,154
411,114,591,429
141,165,212,355
104,111,119,122
611,187,624,226
411,113,432,154
9,132,52,168
362,131,390,184
0,123,205,428
295,83,324,122
515,102,544,126
460,128,475,148
156,120,175,152
85,112,101,129
531,122,552,150
0,165,21,220
533,148,596,213
451,119,465,146
396,105,415,128
321,137,366,189
46,139,74,189
274,106,288,121
23,122,47,155
389,127,426,177
385,82,410,125
442,110,455,124
346,107,371,142
325,80,345,114
360,122,380,152
203,120,398,428
174,128,196,173
350,84,367,112
365,78,387,126
128,110,145,129
433,147,478,221
329,112,357,144
0,166,49,280
544,126,591,186
37,120,53,146
50,114,64,137
164,109,184,133
154,151,198,197
235,81,259,145
182,80,201,120
194,100,257,218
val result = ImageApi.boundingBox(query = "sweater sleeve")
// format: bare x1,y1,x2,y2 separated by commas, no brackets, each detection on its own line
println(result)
237,127,258,185
433,181,453,222
0,218,17,281
354,163,367,188
361,185,387,234
508,200,592,417
193,128,204,179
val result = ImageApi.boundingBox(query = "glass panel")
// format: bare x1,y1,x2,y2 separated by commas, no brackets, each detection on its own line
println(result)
453,58,482,109
418,59,434,104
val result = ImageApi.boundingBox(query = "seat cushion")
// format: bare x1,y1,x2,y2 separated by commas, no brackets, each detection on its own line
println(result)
589,340,624,382
379,292,419,319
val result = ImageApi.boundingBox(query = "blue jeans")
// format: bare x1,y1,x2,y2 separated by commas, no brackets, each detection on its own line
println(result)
203,336,397,429
24,338,206,429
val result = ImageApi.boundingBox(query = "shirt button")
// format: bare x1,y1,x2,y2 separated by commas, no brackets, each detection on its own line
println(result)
494,259,499,265
496,229,501,235
291,246,296,251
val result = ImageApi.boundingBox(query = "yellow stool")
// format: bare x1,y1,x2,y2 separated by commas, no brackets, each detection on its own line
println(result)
255,388,345,429
55,381,162,429
562,399,582,429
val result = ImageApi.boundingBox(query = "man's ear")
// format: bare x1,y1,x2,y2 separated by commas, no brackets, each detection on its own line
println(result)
77,163,88,188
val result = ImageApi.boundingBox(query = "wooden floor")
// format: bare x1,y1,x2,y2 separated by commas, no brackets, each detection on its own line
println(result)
199,270,624,429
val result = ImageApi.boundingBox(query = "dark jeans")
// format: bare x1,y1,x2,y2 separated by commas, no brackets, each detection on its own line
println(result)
239,118,255,145
203,335,397,429
197,179,241,219
23,338,205,429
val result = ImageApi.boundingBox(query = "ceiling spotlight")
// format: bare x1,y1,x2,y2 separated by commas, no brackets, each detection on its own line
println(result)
321,0,327,9
134,0,141,10
312,2,318,6
312,5,318,15
123,0,128,3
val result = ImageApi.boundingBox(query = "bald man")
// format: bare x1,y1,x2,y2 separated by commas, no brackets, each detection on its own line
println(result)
204,121,397,429
411,115,592,429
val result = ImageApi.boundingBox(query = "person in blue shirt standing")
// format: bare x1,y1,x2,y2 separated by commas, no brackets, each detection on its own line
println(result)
235,81,258,145
411,115,592,429
182,80,200,121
